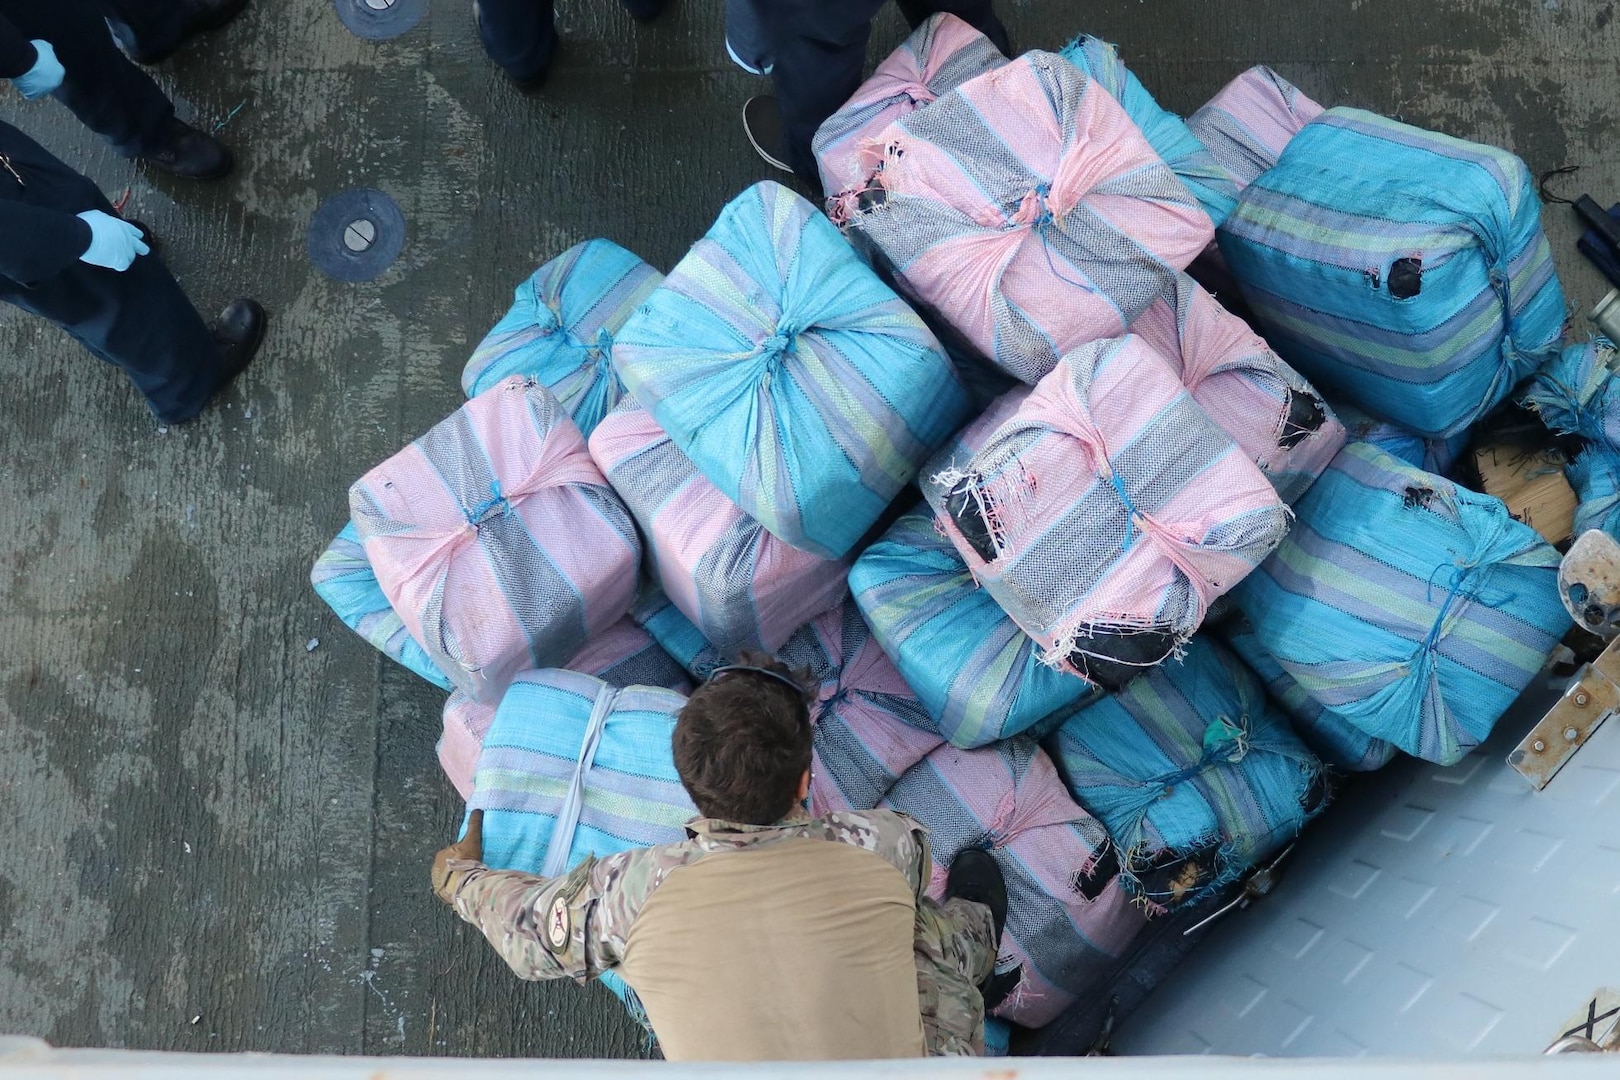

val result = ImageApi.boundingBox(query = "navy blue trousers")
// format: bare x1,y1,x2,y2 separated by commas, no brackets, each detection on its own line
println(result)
475,0,662,82
766,0,1009,192
0,0,175,157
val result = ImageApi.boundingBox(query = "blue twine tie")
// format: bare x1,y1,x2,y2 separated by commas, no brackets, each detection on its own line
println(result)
1109,470,1140,550
465,480,510,527
1028,183,1098,294
1422,560,1478,653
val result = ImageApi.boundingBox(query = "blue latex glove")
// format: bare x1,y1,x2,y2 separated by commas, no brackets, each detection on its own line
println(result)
13,40,64,100
76,211,150,271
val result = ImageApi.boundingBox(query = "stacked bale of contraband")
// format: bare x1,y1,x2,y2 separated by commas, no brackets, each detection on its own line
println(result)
1059,35,1239,227
465,670,695,1019
880,738,1152,1028
921,336,1291,689
815,13,1007,215
1223,614,1398,772
1185,66,1323,193
1047,637,1327,912
1332,403,1471,477
1219,109,1565,439
439,618,692,798
350,377,641,704
1234,441,1571,766
1132,273,1345,503
845,51,1214,384
852,509,1101,749
614,180,971,561
1526,338,1620,536
310,522,452,690
460,239,663,434
589,397,849,658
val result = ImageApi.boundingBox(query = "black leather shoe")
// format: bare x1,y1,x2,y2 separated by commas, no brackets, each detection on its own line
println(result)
121,219,161,260
473,1,554,90
209,298,266,393
143,120,233,181
126,0,250,64
946,848,1008,941
743,95,792,173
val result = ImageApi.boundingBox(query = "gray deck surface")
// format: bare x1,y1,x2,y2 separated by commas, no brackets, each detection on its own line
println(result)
0,0,1614,1058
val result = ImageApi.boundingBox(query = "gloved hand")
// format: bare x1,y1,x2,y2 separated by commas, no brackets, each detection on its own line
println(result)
431,808,484,905
13,40,64,100
76,210,150,271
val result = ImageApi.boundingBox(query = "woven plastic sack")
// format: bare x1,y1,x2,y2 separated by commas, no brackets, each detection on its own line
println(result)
350,377,642,704
846,51,1214,385
467,669,695,1018
613,181,969,559
1059,36,1238,227
633,592,943,811
1527,338,1620,446
1132,273,1346,503
880,738,1150,1028
589,397,848,656
460,240,663,435
439,619,692,799
922,336,1290,687
814,13,1007,214
310,521,451,690
1333,402,1470,476
1186,66,1323,193
1235,441,1570,765
1223,614,1398,772
1047,637,1326,911
1567,449,1620,537
1219,108,1566,438
851,510,1099,749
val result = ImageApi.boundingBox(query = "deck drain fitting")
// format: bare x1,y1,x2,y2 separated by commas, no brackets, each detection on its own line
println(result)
308,188,406,283
334,0,426,40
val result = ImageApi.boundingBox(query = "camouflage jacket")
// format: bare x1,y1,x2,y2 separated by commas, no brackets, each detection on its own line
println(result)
448,808,933,983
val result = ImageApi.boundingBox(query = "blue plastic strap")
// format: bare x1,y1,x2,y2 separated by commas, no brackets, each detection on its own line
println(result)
541,682,617,879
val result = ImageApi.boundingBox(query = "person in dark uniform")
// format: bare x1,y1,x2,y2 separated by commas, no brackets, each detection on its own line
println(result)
0,119,266,424
471,0,664,89
0,0,244,179
737,0,1011,195
96,0,250,65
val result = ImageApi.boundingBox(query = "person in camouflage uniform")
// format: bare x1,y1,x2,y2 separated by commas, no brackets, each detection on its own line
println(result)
433,655,1015,1060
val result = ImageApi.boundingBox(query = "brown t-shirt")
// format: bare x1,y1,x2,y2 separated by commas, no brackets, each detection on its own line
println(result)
617,837,926,1061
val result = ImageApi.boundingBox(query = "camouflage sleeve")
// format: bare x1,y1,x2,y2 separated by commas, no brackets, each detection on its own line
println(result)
823,808,933,899
448,846,669,984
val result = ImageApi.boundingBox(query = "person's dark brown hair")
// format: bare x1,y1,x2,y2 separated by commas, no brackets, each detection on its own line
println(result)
672,651,815,825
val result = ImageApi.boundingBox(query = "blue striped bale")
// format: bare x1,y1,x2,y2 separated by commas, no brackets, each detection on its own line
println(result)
1219,109,1565,438
309,521,451,690
1234,441,1570,765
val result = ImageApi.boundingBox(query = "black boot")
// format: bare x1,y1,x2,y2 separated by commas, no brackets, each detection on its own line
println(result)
143,120,233,181
121,0,251,64
743,96,792,173
947,849,1020,1013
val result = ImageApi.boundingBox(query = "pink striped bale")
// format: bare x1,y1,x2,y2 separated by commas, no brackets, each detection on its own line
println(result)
351,377,641,705
588,398,848,657
880,738,1150,1028
1132,274,1346,504
848,52,1214,385
439,617,693,797
814,13,1007,217
1186,66,1323,194
922,337,1290,688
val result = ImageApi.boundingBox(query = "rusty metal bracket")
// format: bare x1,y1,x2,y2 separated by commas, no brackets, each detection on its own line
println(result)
1510,636,1620,790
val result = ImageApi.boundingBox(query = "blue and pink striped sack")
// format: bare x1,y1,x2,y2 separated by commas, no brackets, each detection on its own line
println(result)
588,398,848,657
613,181,970,559
1047,636,1326,910
460,239,663,435
815,13,1006,215
1219,109,1566,438
1185,66,1322,195
922,336,1290,687
1235,441,1570,765
439,618,693,799
880,738,1150,1028
1131,273,1345,503
1058,36,1239,227
634,593,943,812
350,377,642,704
851,509,1099,749
846,52,1215,385
466,669,696,1018
1223,614,1398,772
310,521,451,690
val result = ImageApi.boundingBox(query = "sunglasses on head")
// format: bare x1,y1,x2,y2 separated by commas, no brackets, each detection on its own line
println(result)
706,664,804,696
